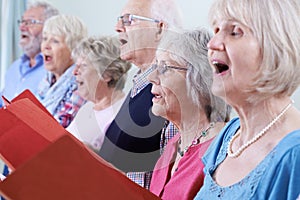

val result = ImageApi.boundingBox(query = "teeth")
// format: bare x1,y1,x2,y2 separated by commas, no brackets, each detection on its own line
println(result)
212,61,219,65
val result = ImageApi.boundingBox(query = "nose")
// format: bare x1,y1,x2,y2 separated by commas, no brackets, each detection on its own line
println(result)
41,40,49,50
19,22,28,31
115,20,125,33
207,33,225,51
73,64,80,76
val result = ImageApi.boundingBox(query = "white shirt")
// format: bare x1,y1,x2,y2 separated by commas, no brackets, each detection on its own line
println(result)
67,97,125,151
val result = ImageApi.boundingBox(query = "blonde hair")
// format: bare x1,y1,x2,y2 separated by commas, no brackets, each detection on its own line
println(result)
209,0,300,102
43,15,88,50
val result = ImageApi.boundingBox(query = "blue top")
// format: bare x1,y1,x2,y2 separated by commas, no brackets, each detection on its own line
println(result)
37,64,85,127
194,118,300,200
0,53,46,107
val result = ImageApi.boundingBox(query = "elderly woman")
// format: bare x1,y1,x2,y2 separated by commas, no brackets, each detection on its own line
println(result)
195,0,300,199
148,29,231,199
38,15,87,127
67,36,131,151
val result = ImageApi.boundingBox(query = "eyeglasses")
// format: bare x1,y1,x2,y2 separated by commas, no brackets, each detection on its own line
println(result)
17,19,43,26
117,14,159,26
152,60,188,75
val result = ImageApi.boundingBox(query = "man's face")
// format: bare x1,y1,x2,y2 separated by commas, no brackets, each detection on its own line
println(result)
19,6,45,58
115,0,160,68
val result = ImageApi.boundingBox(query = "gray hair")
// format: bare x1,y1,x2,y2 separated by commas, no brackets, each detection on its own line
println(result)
209,0,300,102
27,0,59,20
72,36,132,90
150,0,183,29
158,28,231,122
43,15,88,51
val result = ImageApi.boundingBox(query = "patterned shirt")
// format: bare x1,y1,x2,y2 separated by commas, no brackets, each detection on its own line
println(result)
56,90,86,128
126,67,179,189
160,121,179,154
38,65,86,128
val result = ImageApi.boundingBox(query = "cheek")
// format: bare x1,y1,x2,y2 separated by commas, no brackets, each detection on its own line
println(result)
58,49,72,64
30,28,42,37
162,87,180,109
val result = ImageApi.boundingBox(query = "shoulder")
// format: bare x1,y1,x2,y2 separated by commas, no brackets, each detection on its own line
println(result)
6,58,23,72
202,118,240,168
275,130,300,163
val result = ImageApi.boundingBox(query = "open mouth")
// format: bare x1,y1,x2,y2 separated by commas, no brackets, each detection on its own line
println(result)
21,35,28,39
212,61,229,74
151,90,162,100
154,94,162,99
44,55,53,62
120,39,127,45
76,80,84,86
21,34,29,40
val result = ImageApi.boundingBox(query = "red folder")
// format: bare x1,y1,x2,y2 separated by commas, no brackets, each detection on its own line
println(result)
0,90,160,199
0,135,160,200
2,89,52,117
0,90,66,170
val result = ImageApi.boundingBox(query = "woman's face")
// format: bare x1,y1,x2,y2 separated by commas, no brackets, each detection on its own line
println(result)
41,33,73,79
207,19,262,103
147,52,190,121
73,56,104,102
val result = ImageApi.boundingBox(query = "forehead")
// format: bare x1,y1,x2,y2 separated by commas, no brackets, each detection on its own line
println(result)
42,32,65,40
121,0,151,16
156,50,182,65
23,7,45,20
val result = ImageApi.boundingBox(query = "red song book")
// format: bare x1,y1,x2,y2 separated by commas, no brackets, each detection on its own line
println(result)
0,135,160,200
0,90,160,199
0,90,66,170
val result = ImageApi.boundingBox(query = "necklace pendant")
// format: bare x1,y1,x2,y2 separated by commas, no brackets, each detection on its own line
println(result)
178,150,184,157
201,130,207,137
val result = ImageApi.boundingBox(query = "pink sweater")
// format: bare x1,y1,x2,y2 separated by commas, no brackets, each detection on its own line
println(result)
150,134,214,200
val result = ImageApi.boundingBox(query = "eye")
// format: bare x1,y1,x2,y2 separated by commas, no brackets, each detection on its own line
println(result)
231,26,243,36
52,38,60,44
160,65,168,74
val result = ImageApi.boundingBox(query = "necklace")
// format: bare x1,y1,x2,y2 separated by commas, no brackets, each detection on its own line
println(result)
227,101,293,158
177,122,215,157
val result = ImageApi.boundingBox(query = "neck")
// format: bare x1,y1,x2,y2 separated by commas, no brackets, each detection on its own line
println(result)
27,53,39,67
234,97,292,142
178,110,210,148
93,89,124,111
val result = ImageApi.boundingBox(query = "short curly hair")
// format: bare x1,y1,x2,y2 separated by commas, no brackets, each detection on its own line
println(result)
72,36,132,90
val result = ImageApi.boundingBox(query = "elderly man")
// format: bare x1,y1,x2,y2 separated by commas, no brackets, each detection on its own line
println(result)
0,2,59,192
0,1,59,107
98,0,182,189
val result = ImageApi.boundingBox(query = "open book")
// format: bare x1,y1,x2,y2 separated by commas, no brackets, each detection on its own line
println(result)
0,90,160,199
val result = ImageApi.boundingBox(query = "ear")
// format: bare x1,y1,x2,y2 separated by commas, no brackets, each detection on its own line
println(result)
155,21,167,41
102,73,112,83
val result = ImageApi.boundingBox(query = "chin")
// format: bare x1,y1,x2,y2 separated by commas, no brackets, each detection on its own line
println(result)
152,105,167,118
120,50,134,62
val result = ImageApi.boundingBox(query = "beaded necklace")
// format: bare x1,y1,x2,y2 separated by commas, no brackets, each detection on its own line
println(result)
177,122,215,157
227,101,293,158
